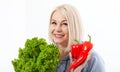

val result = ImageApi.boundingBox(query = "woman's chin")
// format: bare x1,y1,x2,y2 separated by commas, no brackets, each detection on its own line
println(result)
54,41,62,44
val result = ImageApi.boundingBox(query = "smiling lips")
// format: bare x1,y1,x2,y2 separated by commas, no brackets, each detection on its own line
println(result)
55,34,64,38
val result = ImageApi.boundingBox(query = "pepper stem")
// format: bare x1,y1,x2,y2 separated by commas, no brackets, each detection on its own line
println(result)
74,39,79,44
88,35,91,42
74,35,91,44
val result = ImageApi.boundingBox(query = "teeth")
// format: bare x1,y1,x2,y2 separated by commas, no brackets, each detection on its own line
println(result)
55,34,64,38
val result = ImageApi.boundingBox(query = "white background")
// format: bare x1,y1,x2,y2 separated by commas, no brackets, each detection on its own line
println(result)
0,0,120,72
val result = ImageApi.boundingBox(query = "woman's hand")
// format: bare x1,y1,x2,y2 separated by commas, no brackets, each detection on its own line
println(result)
69,52,91,72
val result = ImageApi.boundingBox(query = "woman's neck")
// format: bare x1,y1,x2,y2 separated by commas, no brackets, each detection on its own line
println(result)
57,44,69,60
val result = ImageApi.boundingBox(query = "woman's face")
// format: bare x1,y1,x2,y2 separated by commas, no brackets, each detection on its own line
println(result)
50,10,69,46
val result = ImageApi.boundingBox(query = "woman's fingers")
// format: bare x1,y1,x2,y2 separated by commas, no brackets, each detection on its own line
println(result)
73,54,91,72
69,52,91,72
69,52,73,65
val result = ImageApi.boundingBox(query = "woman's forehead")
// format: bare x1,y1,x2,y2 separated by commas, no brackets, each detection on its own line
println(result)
51,10,66,21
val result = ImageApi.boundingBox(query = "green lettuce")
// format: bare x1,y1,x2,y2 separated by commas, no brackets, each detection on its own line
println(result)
12,37,60,72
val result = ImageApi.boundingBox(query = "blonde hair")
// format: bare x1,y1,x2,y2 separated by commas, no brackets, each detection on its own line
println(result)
49,4,83,52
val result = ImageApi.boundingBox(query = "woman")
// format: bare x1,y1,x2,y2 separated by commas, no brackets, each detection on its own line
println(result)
49,4,105,72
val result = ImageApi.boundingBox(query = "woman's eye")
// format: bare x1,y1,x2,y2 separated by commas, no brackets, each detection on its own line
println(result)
51,22,56,25
63,23,68,26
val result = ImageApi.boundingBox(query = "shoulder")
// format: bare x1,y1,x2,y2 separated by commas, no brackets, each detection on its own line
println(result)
82,50,105,72
90,50,105,67
91,50,104,63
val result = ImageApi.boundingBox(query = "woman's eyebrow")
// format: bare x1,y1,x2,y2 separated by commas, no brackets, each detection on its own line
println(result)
51,19,67,22
51,19,56,22
62,20,67,22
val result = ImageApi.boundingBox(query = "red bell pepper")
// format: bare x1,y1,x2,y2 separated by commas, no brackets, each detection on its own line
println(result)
71,42,83,59
68,35,93,71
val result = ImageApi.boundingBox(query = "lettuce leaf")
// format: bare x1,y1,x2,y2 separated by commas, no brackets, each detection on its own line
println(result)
12,37,60,72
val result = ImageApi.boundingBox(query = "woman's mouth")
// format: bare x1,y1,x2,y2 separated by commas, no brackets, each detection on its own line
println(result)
55,34,64,38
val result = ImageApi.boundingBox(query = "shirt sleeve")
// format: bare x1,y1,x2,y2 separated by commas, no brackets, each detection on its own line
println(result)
82,51,105,72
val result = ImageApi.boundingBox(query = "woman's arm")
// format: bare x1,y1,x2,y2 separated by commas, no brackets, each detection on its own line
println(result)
69,51,105,72
82,51,105,72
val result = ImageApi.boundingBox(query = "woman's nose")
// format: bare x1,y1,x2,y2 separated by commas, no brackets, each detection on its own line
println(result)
55,24,62,32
